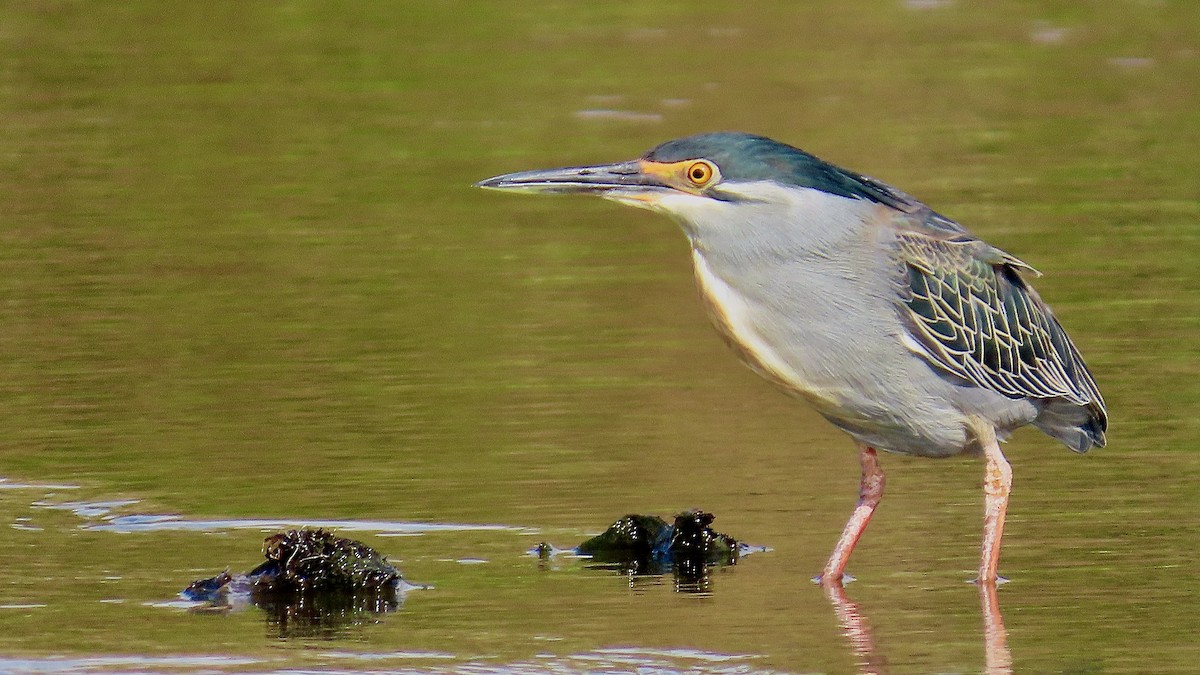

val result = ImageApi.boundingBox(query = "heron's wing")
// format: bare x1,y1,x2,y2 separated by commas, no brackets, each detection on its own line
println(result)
892,216,1104,411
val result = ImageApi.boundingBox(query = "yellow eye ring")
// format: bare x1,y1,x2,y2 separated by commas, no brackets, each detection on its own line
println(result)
686,160,715,187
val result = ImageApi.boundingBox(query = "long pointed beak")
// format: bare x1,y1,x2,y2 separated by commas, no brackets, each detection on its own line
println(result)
476,160,671,196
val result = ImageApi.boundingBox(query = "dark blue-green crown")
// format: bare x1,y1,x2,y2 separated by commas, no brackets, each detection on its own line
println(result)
645,132,906,207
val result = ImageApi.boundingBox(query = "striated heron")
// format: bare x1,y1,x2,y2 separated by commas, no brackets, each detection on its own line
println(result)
478,132,1107,584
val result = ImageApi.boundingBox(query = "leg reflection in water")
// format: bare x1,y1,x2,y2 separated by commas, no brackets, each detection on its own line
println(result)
979,580,1012,674
822,581,888,674
820,579,1013,675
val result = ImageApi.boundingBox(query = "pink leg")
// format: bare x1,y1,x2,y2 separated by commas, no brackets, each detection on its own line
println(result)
818,445,885,585
977,423,1011,583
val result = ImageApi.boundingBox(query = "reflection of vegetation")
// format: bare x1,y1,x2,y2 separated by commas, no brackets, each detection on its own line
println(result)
254,588,400,639
573,510,744,592
183,529,406,638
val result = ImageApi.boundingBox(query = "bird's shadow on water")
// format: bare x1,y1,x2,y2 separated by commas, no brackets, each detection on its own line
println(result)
822,580,1011,675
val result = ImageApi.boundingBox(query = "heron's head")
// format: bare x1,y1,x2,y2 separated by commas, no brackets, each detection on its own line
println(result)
477,132,906,241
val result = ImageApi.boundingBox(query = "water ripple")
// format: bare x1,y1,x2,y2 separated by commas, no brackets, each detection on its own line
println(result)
91,514,522,534
30,497,527,535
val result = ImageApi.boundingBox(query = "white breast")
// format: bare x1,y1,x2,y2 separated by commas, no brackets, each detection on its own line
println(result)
690,249,846,412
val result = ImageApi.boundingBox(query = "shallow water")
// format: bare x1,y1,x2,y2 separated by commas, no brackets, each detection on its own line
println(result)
2,2,1198,672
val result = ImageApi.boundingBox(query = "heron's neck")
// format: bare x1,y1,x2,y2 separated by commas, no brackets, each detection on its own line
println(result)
682,187,882,279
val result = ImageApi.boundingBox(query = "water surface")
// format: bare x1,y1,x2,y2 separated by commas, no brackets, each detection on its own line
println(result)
1,2,1197,672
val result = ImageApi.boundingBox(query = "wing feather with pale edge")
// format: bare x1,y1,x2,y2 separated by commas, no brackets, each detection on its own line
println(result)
894,226,1105,417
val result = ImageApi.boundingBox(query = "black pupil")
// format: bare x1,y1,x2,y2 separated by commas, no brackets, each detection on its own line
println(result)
692,166,705,180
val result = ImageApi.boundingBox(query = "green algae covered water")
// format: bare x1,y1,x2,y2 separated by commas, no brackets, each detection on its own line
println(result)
1,2,1198,672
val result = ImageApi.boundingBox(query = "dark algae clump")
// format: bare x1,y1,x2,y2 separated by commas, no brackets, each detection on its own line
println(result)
576,514,670,559
184,528,403,599
182,529,410,637
667,509,740,563
254,528,402,592
571,510,755,590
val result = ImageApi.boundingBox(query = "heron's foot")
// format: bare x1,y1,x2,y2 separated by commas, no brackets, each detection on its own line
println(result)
968,574,1011,585
812,572,856,586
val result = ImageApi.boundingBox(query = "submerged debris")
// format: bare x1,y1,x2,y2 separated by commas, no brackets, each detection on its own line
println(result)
565,509,756,591
182,529,413,637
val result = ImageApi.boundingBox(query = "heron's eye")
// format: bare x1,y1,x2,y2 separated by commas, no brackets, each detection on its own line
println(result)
686,161,715,187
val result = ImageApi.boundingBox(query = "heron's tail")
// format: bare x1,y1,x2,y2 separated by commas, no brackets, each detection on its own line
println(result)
1034,398,1107,453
